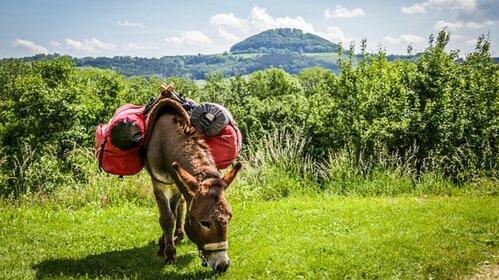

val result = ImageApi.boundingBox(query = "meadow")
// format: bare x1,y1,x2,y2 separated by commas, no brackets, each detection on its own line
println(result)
1,190,497,279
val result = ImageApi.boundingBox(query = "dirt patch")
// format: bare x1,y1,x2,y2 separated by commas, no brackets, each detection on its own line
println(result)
469,263,499,280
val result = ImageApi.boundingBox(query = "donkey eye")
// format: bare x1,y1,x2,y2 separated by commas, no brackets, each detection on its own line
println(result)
200,221,211,229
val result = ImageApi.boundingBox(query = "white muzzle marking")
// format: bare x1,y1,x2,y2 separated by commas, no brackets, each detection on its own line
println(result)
202,241,230,271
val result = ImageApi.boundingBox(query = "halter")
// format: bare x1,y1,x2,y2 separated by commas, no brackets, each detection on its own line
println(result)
198,241,229,267
187,192,229,267
203,241,228,251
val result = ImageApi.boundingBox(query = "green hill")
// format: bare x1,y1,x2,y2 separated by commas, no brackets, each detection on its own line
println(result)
16,28,342,79
230,28,338,54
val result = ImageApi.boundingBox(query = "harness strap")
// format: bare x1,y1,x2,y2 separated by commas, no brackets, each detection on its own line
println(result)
228,120,242,152
203,241,229,251
97,136,106,172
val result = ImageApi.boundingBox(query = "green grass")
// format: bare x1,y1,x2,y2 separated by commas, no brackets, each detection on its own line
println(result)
1,194,497,279
303,52,339,62
222,52,340,61
227,53,263,59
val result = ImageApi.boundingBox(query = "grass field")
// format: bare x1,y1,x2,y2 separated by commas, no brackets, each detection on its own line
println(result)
303,52,339,62
1,194,497,279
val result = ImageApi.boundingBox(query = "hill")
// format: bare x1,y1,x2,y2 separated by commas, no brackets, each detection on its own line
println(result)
70,52,338,79
9,29,497,79
230,28,338,54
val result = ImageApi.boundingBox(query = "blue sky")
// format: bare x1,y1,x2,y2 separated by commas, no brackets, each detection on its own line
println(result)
1,0,497,58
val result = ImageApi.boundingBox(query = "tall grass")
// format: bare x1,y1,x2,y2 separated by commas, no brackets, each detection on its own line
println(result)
2,130,497,205
231,129,319,200
52,146,153,209
1,144,70,198
230,130,498,200
0,142,153,208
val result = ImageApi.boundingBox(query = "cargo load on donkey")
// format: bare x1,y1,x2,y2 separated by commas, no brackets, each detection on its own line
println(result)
95,83,242,176
95,105,145,176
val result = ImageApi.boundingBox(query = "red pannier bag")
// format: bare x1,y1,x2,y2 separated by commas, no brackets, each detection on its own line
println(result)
190,102,242,170
205,122,242,170
95,104,145,176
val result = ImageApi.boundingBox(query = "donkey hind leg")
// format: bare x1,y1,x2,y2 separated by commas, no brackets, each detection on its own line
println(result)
172,196,185,245
153,183,177,264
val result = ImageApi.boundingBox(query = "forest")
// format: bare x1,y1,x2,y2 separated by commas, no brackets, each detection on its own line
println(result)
20,50,340,79
230,28,339,53
0,31,497,199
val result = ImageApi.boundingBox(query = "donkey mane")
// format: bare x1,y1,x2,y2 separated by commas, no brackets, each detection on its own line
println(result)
170,118,221,181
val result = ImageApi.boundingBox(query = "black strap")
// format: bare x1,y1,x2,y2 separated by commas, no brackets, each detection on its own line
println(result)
143,97,156,116
229,120,242,152
97,137,106,172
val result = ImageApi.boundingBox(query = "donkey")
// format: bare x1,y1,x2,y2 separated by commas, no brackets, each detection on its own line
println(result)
145,110,242,273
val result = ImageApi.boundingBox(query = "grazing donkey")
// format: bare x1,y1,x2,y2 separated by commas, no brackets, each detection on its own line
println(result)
145,103,242,273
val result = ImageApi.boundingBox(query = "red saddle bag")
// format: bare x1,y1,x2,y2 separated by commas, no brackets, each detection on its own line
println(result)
205,122,242,170
95,104,145,176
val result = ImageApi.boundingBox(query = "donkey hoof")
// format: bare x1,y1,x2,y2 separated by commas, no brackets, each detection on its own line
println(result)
164,255,176,265
156,248,166,258
173,234,184,245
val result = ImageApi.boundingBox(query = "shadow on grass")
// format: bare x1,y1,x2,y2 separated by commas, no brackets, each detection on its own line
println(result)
33,241,214,279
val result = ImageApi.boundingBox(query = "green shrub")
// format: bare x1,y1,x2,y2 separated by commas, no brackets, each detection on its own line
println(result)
1,31,498,199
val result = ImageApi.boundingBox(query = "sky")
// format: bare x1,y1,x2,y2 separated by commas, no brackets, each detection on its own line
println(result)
0,0,498,58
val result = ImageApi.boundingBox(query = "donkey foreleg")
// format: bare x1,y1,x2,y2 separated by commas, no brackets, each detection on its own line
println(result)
173,196,185,245
153,183,177,264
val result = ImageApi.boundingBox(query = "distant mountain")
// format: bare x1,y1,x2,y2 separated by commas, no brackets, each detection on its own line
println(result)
230,28,338,54
17,28,343,78
9,29,497,80
70,52,339,79
17,51,339,79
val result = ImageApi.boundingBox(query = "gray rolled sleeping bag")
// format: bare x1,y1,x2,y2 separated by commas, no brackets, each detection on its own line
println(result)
190,102,233,136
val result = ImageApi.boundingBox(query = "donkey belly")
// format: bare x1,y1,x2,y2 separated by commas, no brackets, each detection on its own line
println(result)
157,183,180,200
146,113,184,197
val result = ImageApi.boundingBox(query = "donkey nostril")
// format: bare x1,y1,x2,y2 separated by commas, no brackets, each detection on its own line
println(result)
215,264,228,272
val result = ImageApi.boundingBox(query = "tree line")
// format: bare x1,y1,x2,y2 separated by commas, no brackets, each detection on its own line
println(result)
19,51,340,79
0,31,497,197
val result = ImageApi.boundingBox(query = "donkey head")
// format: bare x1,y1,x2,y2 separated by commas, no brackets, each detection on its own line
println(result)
172,162,242,272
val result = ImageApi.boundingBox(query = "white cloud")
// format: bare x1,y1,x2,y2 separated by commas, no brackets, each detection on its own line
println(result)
165,31,214,47
50,41,61,47
427,0,476,12
464,19,496,28
210,13,250,32
209,12,249,43
324,5,365,18
216,28,242,43
249,6,315,33
451,34,465,39
466,38,477,45
209,5,316,45
64,38,116,54
403,0,499,32
12,39,48,54
405,0,498,26
317,26,353,44
383,34,425,45
404,0,476,13
117,20,146,28
402,0,480,15
401,3,428,14
433,19,496,31
122,43,160,51
434,20,464,30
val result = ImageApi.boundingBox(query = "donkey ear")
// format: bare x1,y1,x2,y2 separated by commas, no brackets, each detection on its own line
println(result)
222,162,243,188
172,162,198,196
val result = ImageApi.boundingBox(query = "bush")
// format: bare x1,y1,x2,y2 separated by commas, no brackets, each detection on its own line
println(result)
1,31,498,199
